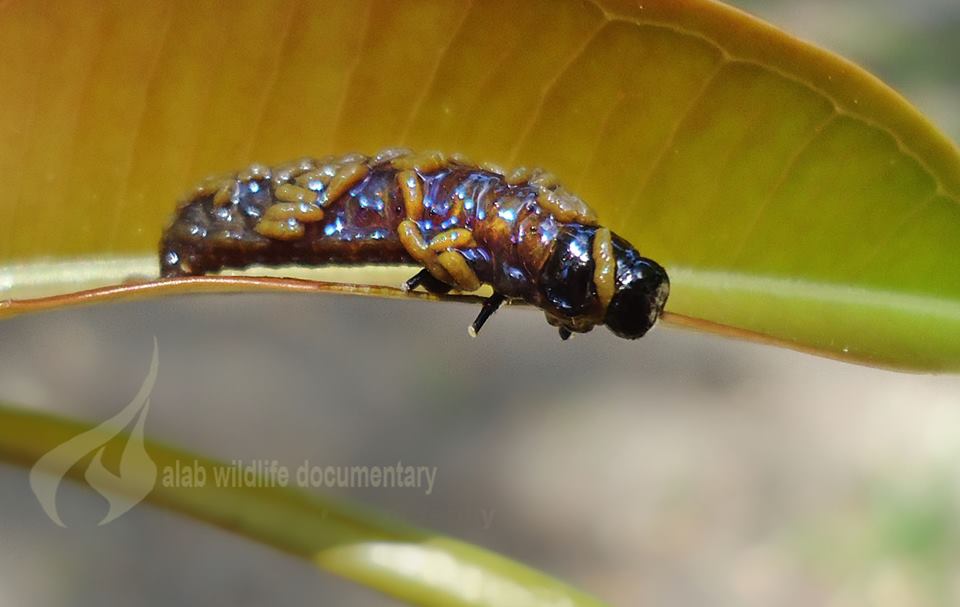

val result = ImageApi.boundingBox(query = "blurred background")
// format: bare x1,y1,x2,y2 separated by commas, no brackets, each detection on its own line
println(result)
1,1,959,605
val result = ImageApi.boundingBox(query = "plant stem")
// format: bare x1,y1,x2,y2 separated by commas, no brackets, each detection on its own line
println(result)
0,402,609,607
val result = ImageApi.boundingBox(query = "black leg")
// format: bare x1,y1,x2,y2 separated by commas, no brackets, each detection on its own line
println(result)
468,293,506,337
558,327,572,341
404,268,453,294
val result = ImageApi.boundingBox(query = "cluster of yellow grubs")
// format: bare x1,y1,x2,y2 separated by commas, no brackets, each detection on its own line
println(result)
185,149,616,303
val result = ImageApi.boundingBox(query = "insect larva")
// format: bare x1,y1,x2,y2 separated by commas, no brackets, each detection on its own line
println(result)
159,150,670,340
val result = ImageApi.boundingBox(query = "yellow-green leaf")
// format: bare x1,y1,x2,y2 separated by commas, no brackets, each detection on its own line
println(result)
1,0,959,370
0,402,607,607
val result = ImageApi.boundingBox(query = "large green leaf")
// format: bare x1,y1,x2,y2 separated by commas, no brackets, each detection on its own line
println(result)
1,402,607,607
1,0,958,370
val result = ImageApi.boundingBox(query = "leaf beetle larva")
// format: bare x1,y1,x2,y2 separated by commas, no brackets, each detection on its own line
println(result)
159,150,669,340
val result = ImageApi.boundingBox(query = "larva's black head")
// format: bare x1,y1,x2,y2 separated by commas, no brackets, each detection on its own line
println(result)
539,224,597,320
603,233,670,339
538,224,669,339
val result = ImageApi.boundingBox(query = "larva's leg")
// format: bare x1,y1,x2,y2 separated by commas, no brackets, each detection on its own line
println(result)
396,160,481,293
398,220,483,292
428,228,481,292
544,311,575,341
398,219,455,285
404,268,453,294
468,293,506,338
396,170,458,291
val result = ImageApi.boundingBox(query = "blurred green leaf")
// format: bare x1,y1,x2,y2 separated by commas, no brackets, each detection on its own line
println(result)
2,402,609,607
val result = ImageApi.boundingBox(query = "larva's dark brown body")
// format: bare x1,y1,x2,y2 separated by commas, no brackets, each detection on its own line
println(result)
160,150,669,339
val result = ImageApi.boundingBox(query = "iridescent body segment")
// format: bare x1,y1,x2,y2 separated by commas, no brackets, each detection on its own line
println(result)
160,150,669,339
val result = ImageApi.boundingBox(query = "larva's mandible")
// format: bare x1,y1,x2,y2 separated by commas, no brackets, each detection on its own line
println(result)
159,150,669,339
